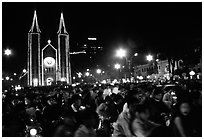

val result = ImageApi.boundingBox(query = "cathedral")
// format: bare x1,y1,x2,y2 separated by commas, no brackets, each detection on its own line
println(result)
27,11,71,86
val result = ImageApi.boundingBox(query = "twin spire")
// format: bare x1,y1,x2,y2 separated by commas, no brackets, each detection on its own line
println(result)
57,12,68,34
29,10,41,33
29,10,68,34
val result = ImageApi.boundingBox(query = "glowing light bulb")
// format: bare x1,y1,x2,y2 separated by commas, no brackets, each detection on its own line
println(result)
30,128,37,136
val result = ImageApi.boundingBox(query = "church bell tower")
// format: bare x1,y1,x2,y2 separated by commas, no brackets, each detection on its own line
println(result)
57,13,72,84
27,10,41,86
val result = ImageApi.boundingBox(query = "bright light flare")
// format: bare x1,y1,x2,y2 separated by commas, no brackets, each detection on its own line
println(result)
189,71,195,76
114,63,121,69
96,69,102,74
116,48,126,58
4,49,12,56
23,69,27,73
5,76,10,80
134,53,138,56
85,72,90,76
88,37,97,40
30,128,37,136
146,54,153,61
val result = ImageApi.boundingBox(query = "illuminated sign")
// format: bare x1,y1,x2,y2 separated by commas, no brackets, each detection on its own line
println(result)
88,37,97,40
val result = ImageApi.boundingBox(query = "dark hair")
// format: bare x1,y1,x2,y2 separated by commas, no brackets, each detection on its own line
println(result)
129,103,149,116
81,110,99,128
152,87,163,96
71,94,82,102
105,96,112,102
126,90,140,107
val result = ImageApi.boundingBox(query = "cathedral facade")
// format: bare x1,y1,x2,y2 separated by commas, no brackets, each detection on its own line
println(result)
27,11,71,86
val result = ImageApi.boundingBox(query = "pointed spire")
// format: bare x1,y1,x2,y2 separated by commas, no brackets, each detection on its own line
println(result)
29,10,41,33
57,12,68,34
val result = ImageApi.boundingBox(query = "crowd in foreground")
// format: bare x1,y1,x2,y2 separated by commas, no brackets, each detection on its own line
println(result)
2,80,202,137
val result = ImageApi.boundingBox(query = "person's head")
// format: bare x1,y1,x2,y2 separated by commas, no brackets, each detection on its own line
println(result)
179,101,191,116
105,96,112,105
126,95,140,109
130,103,150,121
152,87,163,101
81,110,99,129
71,94,82,108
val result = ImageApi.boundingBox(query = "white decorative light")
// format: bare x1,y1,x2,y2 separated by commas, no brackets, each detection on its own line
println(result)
88,37,97,40
23,69,27,73
48,40,51,44
33,78,38,86
61,77,66,82
101,80,106,84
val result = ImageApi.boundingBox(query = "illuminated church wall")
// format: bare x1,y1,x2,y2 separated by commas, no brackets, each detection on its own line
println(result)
27,11,71,86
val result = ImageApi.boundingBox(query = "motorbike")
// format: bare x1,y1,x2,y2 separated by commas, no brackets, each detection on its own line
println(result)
25,117,42,137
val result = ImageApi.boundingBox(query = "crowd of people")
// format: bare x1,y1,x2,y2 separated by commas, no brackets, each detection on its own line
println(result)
2,79,202,137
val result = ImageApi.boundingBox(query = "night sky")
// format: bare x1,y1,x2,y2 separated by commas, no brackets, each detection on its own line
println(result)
2,2,202,75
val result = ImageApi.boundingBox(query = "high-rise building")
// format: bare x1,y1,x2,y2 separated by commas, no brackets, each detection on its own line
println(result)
27,11,71,86
81,37,103,56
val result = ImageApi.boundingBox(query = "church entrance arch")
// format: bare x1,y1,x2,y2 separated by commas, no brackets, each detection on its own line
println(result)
46,77,53,86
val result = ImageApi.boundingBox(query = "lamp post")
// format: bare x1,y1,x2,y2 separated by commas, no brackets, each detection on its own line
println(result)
115,48,127,79
146,54,159,77
115,48,138,80
96,69,102,82
114,63,121,81
130,53,138,81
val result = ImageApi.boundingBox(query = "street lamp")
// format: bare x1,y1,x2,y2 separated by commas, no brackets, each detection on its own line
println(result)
96,69,102,74
146,54,153,62
116,48,126,58
134,53,138,57
189,70,195,76
4,48,12,56
85,72,90,76
23,69,27,73
5,76,10,80
189,70,195,79
114,63,121,70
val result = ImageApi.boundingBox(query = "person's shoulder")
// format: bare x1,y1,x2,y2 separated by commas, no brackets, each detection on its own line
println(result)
74,124,88,136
